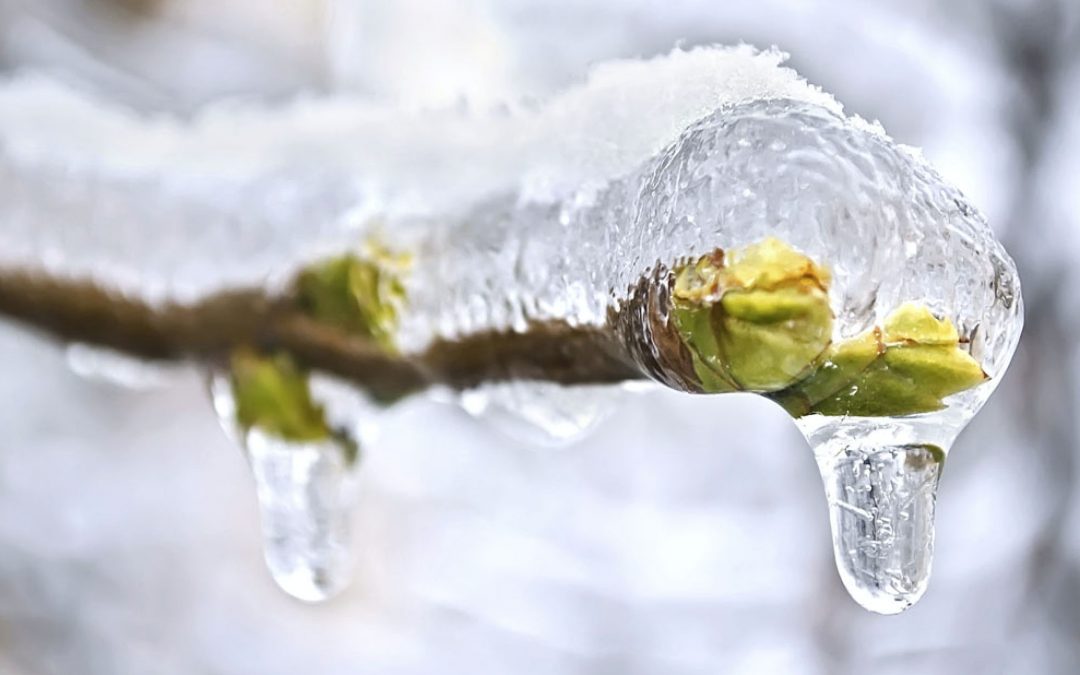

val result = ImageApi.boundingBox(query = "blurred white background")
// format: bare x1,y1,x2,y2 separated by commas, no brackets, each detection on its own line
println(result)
0,1,1078,673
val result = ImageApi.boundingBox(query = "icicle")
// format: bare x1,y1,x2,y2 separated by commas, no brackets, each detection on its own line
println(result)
209,370,372,603
798,414,964,614
814,438,943,614
242,428,359,602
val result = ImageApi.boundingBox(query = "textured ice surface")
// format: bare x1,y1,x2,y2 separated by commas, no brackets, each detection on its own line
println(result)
379,99,1023,517
0,47,1020,388
0,46,838,301
0,53,1020,381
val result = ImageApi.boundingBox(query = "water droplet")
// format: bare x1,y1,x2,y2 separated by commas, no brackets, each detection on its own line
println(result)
459,381,622,446
813,439,944,614
209,373,366,602
66,343,178,389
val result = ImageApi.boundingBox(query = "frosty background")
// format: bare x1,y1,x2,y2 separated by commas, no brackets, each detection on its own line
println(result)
0,1,1078,673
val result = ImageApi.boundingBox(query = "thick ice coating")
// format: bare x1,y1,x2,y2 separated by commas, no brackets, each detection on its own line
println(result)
0,47,1019,385
0,46,839,300
0,46,1023,613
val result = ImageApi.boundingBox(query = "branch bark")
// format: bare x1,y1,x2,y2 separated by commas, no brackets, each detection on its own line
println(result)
0,270,644,399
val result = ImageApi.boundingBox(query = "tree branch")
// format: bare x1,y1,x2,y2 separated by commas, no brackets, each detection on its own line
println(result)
0,237,992,420
0,270,644,399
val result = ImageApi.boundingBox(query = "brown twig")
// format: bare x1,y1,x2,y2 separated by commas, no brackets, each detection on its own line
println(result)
0,270,645,399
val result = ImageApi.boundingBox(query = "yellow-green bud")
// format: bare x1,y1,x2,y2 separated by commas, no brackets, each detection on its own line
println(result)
294,239,410,353
668,238,988,418
671,237,833,392
229,348,358,463
773,303,988,417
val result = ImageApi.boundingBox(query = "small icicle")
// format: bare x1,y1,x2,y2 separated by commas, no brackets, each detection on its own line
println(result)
243,427,359,602
209,370,366,603
813,438,944,615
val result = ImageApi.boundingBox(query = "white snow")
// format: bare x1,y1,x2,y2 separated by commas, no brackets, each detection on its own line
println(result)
0,45,845,207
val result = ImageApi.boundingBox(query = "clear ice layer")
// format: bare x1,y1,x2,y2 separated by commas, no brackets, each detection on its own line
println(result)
390,100,1021,405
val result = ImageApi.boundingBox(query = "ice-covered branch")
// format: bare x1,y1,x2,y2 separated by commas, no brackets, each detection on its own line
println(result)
0,46,865,398
0,268,639,400
0,46,1023,614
